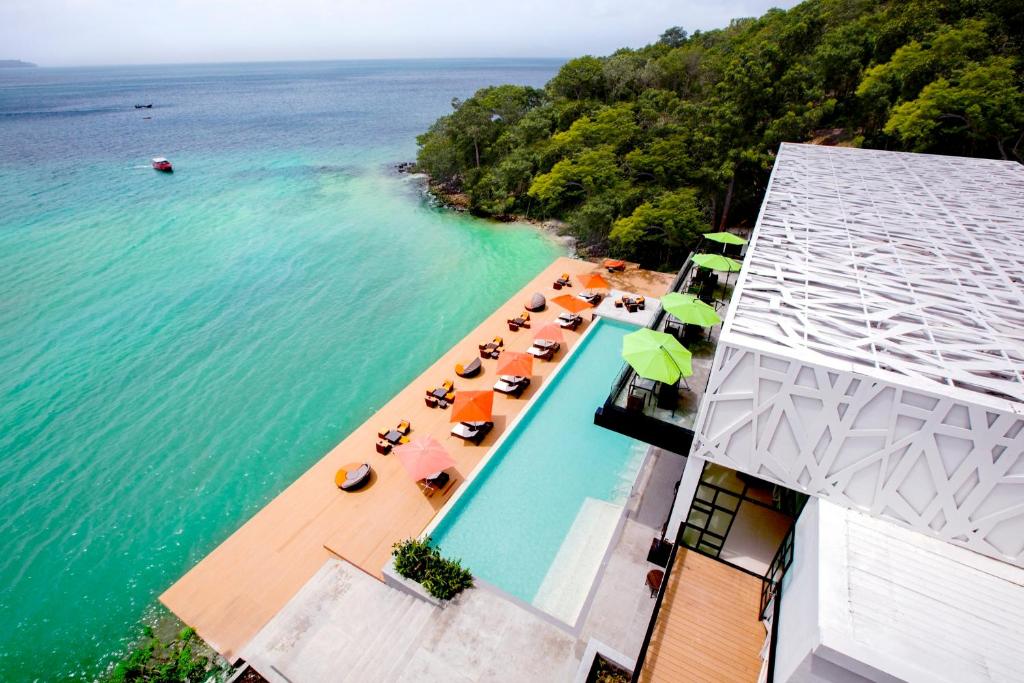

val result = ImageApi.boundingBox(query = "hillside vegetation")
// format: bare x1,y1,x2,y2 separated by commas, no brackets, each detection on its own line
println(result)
415,0,1024,268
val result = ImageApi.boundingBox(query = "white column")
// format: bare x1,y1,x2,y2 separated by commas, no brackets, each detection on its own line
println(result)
666,454,705,541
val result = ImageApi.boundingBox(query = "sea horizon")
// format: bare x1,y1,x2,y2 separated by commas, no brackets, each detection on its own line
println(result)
8,56,569,71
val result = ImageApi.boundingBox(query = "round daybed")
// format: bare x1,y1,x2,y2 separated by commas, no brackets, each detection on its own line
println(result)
455,357,482,378
525,293,546,312
335,463,371,492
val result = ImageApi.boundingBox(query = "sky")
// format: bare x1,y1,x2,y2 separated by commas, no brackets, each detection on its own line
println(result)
1,0,803,67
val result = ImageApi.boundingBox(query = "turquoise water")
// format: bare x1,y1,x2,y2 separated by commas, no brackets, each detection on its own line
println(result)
0,60,563,680
430,318,642,614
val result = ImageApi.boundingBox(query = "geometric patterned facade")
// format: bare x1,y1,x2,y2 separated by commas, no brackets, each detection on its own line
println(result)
692,144,1024,567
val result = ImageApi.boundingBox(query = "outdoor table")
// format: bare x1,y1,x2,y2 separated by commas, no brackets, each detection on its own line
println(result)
430,388,448,399
384,430,404,445
630,376,657,407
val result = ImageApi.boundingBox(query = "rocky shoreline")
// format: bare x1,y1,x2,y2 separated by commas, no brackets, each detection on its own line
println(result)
394,162,577,254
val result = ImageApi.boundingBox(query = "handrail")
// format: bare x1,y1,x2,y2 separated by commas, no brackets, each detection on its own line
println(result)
630,523,684,683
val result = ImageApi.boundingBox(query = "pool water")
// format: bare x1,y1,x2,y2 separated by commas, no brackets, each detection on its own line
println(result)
429,317,644,625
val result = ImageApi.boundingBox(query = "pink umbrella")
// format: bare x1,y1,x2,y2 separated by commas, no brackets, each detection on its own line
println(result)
393,436,456,482
533,322,565,343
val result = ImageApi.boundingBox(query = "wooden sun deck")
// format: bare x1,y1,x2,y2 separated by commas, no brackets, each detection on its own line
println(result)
640,549,766,683
159,256,673,662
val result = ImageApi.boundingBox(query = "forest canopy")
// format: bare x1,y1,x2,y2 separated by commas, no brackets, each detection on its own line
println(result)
415,0,1024,269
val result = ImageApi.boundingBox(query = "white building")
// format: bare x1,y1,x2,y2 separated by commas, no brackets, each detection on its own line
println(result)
611,144,1024,682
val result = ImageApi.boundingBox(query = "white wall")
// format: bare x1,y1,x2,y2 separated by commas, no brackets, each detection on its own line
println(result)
775,500,897,683
774,499,822,683
690,339,1024,567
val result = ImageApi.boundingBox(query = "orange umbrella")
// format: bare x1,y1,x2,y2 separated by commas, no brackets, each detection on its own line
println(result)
551,294,593,314
394,437,456,482
603,259,625,269
576,272,610,289
450,390,494,423
497,351,533,377
533,322,565,343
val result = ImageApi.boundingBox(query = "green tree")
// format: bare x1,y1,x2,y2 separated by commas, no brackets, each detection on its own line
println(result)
547,56,607,101
659,26,689,48
416,0,1024,266
609,188,710,267
884,57,1024,160
528,146,625,212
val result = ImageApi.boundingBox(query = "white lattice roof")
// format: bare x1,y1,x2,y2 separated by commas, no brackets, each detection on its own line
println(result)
726,143,1024,408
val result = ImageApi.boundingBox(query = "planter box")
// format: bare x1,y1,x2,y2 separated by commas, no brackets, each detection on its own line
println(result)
573,639,635,683
381,557,444,607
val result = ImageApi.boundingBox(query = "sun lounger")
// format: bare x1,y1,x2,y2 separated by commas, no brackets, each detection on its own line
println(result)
534,339,559,350
558,313,582,330
494,375,530,397
451,420,494,444
421,471,452,497
528,345,554,361
455,357,482,378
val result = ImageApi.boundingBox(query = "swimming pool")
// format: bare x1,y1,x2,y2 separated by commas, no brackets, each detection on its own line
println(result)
428,317,644,626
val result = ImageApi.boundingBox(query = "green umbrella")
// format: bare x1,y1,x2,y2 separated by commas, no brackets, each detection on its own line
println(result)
622,328,693,384
692,253,743,272
703,231,747,246
661,292,722,327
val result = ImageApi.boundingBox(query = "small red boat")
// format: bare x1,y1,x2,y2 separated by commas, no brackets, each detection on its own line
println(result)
152,157,173,173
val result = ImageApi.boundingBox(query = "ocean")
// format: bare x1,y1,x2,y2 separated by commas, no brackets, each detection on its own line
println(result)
0,59,563,681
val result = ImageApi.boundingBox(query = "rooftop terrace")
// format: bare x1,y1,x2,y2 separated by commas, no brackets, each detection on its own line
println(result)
729,143,1024,408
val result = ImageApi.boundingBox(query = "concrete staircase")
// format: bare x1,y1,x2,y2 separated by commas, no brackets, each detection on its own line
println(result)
241,559,437,683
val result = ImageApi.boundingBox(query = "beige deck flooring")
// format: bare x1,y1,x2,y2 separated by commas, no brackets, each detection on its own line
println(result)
160,256,673,662
640,549,766,683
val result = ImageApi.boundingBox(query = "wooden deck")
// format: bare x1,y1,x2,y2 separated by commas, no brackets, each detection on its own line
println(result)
159,256,673,662
640,550,767,683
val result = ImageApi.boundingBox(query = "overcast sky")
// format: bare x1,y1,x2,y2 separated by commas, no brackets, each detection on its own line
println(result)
2,0,803,67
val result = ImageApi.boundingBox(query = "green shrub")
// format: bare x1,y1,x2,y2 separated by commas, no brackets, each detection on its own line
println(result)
104,623,228,683
392,536,474,601
392,537,435,582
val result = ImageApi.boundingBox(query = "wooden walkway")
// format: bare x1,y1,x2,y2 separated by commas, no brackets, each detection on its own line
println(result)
160,256,672,662
640,550,767,683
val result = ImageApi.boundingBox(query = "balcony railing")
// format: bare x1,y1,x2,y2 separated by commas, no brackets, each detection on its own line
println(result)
594,255,710,455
